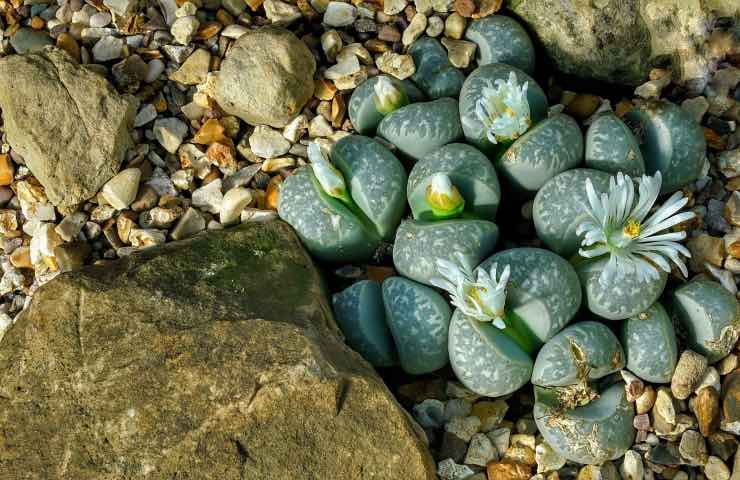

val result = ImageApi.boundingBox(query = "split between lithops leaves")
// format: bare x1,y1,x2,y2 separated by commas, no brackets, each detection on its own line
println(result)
425,173,466,220
475,71,532,145
576,171,695,286
431,251,510,329
307,141,352,206
372,76,409,115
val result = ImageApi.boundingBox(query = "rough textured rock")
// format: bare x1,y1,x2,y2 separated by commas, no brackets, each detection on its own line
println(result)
215,26,316,128
507,0,734,86
0,48,138,207
0,222,436,479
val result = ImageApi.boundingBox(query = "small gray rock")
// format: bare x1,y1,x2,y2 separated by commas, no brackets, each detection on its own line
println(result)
671,350,708,400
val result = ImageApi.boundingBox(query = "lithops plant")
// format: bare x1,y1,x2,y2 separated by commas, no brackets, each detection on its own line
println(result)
393,219,499,286
464,15,536,75
459,63,548,158
533,169,611,257
623,100,706,193
382,276,452,374
437,248,581,396
532,321,634,465
585,112,645,176
332,280,397,367
573,171,695,320
278,135,406,261
348,75,424,135
407,143,501,221
377,97,464,162
408,37,466,99
621,302,678,383
673,279,740,363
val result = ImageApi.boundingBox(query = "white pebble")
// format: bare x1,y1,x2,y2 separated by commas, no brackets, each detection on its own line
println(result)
323,1,357,27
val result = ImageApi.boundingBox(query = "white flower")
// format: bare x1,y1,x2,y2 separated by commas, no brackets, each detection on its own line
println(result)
425,173,465,219
431,252,510,328
308,142,348,201
576,171,695,285
373,76,408,115
475,71,531,145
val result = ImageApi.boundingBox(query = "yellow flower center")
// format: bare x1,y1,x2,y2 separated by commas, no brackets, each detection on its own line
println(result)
623,218,641,239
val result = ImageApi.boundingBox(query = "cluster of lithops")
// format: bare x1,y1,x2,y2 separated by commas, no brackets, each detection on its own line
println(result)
277,13,739,467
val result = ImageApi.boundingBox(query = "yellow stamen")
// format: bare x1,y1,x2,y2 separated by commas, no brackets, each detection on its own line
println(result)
624,218,641,238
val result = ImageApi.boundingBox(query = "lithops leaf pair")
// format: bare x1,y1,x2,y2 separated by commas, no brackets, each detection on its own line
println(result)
408,37,466,99
672,279,740,363
624,100,706,193
532,321,635,465
621,302,678,383
464,15,536,75
332,277,451,374
535,167,695,319
407,143,501,221
439,248,581,397
278,134,406,262
585,112,645,176
460,63,582,195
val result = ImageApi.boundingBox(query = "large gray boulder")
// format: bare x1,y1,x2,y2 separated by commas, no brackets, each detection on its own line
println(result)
0,221,436,479
0,48,138,207
215,26,316,128
508,0,736,86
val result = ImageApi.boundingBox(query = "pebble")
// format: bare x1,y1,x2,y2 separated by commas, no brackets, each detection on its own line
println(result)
375,51,416,80
413,399,446,429
718,149,740,178
264,0,302,24
653,387,677,434
134,104,158,128
672,350,709,400
191,179,223,214
324,55,361,80
55,212,88,242
402,13,427,46
705,456,731,480
470,399,507,431
486,461,532,480
383,0,407,15
220,187,253,225
308,115,334,138
635,385,657,414
697,366,722,394
221,24,249,39
687,233,725,272
465,433,496,466
378,24,401,42
680,429,709,465
0,155,14,187
129,228,166,248
92,35,124,62
89,12,112,28
145,59,166,83
153,118,189,154
283,115,309,143
620,450,644,480
439,431,468,463
718,354,738,375
536,442,566,473
171,15,200,45
696,386,721,437
436,459,474,480
441,37,477,68
445,415,481,442
426,15,444,37
321,30,343,60
487,427,511,456
170,207,206,240
101,168,141,210
444,12,466,39
634,73,672,99
323,2,357,27
249,126,292,159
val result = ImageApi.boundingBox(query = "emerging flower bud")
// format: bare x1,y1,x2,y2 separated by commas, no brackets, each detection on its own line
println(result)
425,173,465,219
373,76,409,115
475,71,532,145
308,142,350,203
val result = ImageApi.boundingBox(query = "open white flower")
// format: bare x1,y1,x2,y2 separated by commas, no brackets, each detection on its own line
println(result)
475,71,531,145
425,173,465,219
373,76,408,115
576,171,695,285
308,142,349,202
431,252,510,328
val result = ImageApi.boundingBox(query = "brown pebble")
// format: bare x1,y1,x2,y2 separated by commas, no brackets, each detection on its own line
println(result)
486,461,531,480
9,246,32,269
722,370,740,426
30,16,45,29
56,33,81,63
0,154,14,186
564,93,601,119
696,386,721,437
377,24,401,42
633,413,651,431
672,350,708,400
454,0,475,17
365,38,390,53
